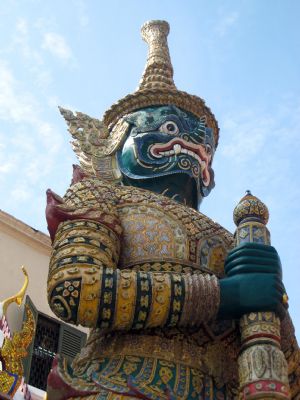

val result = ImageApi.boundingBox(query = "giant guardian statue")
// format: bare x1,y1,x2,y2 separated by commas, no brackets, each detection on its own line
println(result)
45,20,300,400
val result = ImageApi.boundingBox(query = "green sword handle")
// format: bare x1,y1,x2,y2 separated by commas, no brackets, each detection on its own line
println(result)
234,191,290,400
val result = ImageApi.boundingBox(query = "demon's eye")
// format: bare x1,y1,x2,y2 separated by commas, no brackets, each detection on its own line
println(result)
159,121,179,135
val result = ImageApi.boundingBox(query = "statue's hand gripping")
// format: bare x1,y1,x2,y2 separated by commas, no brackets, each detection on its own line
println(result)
218,242,286,320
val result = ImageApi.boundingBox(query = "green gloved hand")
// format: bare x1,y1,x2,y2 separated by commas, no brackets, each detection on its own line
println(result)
218,242,286,320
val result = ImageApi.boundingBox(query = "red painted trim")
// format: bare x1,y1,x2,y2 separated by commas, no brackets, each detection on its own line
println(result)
242,333,280,344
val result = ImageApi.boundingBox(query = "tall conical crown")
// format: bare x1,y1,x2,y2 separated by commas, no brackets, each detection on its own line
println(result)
103,20,219,146
139,20,175,90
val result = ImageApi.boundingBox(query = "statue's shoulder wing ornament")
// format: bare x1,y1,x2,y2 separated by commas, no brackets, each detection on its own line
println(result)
59,107,130,182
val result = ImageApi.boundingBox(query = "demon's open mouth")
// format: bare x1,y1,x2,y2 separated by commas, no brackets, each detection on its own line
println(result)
150,137,212,186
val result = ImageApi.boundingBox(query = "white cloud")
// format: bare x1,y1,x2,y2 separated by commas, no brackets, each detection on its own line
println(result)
215,98,300,222
16,18,28,36
76,0,89,28
14,18,44,66
0,162,14,173
0,19,53,91
0,16,72,203
47,95,61,109
42,32,73,61
220,112,273,163
11,185,31,202
215,11,239,37
35,69,53,88
0,61,37,123
0,61,64,187
37,121,63,153
220,101,300,166
1,18,75,94
0,135,16,176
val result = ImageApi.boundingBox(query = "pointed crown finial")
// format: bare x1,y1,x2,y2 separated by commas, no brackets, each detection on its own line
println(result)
139,20,175,90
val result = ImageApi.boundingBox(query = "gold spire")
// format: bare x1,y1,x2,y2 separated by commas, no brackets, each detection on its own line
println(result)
139,20,175,90
103,20,219,147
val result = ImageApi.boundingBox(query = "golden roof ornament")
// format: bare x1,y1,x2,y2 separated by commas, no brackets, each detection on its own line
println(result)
103,20,219,146
0,304,35,377
0,266,35,396
0,266,29,317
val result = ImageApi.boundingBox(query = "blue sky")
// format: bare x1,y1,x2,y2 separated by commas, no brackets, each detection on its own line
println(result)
0,0,299,338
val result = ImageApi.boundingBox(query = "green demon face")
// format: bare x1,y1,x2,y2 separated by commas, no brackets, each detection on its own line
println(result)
117,106,216,208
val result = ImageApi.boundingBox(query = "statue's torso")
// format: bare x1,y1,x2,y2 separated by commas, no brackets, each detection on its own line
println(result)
63,178,234,274
55,179,240,399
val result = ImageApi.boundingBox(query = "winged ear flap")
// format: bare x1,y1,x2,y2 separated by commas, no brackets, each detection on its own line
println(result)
59,106,131,182
58,106,109,140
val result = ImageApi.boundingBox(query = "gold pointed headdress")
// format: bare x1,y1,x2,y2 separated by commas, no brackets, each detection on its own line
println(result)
103,20,219,146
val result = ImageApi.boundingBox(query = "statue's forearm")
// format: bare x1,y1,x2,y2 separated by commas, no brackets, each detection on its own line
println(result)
111,267,219,330
47,218,220,330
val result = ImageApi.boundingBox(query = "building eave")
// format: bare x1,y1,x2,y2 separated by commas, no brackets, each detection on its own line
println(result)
0,210,51,255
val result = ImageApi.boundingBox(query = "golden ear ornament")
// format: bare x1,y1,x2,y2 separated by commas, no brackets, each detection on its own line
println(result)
59,107,130,181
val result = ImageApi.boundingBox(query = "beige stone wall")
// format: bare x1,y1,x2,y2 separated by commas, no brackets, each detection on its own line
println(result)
0,210,87,334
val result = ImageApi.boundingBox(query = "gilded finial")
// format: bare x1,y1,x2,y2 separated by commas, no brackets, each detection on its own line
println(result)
139,20,176,90
233,191,269,226
1,266,29,317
